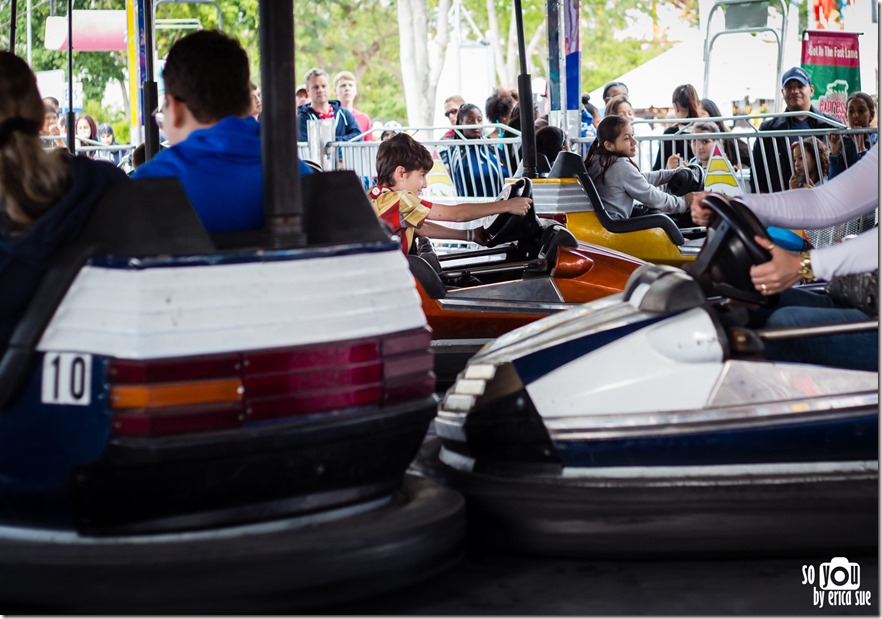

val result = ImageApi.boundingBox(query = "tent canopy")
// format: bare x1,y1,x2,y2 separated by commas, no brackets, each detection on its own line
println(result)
588,35,783,111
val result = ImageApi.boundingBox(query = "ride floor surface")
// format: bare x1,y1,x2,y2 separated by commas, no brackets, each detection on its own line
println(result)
316,551,878,615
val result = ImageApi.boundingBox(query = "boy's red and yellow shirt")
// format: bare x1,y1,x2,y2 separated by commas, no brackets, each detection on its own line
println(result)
368,186,433,253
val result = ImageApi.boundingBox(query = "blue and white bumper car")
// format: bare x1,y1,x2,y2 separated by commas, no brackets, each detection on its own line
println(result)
418,195,877,557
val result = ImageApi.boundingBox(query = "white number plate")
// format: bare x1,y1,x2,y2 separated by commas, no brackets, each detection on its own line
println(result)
41,352,92,406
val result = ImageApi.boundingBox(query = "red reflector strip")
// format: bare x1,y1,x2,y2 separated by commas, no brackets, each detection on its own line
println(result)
243,342,379,374
245,385,382,421
383,353,433,381
245,362,382,396
539,213,567,225
107,328,434,437
383,375,435,404
111,402,244,436
108,355,240,383
381,329,432,356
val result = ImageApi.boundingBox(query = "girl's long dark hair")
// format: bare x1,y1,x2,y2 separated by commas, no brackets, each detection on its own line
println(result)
672,84,701,119
583,115,637,183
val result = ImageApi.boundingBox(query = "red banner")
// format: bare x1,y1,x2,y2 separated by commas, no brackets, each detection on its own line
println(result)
801,30,861,68
801,31,862,123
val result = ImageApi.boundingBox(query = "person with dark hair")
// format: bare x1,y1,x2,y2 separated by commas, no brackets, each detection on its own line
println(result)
75,114,98,158
40,102,65,149
449,103,509,197
605,94,634,123
296,67,362,142
368,132,531,253
602,82,628,106
485,87,518,169
751,67,838,193
535,125,566,169
95,123,121,165
485,88,516,138
134,30,311,233
584,115,690,220
653,84,705,170
131,142,165,171
0,51,129,352
828,91,877,179
698,97,751,168
42,96,59,112
789,137,829,188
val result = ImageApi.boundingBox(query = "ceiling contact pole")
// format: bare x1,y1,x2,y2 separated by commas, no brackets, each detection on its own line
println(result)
514,0,537,178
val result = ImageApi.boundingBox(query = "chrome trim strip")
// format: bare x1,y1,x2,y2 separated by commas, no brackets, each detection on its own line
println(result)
557,460,878,484
438,297,573,314
544,393,878,440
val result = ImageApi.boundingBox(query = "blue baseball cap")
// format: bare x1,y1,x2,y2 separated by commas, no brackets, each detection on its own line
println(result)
782,66,812,87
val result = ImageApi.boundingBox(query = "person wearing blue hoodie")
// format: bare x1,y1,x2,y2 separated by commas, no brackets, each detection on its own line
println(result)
134,30,311,233
297,68,363,143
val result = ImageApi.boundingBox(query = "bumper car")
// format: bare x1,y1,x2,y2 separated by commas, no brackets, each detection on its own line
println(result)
0,156,464,612
415,194,878,558
526,153,704,268
414,178,644,388
0,175,464,612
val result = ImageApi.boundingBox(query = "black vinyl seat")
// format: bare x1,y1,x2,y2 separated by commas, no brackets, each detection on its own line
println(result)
548,152,685,246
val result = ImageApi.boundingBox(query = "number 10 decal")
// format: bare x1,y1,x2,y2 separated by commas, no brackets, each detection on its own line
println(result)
41,352,92,406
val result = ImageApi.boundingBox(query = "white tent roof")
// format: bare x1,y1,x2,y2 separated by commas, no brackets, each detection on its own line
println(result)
588,35,783,110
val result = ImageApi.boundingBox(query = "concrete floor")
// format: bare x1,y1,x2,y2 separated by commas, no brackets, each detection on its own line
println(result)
318,550,878,615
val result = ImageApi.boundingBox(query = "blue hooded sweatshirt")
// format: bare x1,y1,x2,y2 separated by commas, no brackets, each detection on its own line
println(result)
135,115,312,233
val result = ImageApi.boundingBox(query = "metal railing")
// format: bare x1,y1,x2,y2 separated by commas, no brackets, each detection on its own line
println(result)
307,123,524,197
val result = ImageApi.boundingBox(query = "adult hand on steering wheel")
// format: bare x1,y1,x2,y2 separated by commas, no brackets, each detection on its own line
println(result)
749,235,804,296
688,193,776,305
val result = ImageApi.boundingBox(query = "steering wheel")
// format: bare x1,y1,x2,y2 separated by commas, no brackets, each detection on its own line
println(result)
483,177,540,248
686,194,776,305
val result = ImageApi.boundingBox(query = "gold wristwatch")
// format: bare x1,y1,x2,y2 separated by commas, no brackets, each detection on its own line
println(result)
798,250,817,282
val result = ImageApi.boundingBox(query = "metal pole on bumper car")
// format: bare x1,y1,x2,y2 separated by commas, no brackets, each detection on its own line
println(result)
514,0,538,179
259,0,306,247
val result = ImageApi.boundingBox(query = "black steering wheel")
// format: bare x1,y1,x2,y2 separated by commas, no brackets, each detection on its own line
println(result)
686,194,776,305
483,177,540,248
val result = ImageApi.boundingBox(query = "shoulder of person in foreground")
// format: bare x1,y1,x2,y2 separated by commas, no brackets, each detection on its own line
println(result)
131,147,179,179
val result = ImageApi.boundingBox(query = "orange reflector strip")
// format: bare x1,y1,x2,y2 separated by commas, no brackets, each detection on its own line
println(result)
111,378,243,409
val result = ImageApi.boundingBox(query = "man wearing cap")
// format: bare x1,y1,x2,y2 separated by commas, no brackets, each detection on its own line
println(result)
751,66,838,193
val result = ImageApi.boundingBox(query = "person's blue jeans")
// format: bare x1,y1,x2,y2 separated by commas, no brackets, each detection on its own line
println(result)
760,288,878,372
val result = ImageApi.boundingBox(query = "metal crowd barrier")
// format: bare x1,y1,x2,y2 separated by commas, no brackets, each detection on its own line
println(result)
314,117,877,250
308,124,523,198
42,134,137,170
572,113,877,248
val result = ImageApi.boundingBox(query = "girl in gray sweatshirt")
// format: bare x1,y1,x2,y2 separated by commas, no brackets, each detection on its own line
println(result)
584,115,688,220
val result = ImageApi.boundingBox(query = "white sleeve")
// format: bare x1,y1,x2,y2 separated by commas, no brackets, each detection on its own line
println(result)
741,146,878,229
811,230,879,280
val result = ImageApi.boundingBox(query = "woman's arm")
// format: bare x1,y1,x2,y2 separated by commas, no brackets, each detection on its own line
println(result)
743,146,878,228
750,230,878,293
